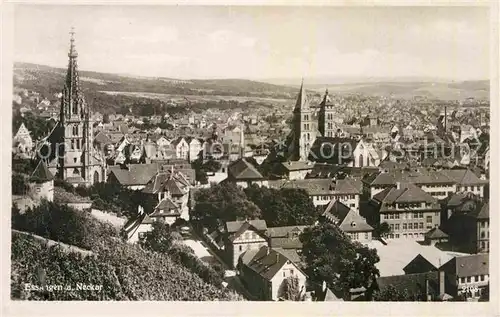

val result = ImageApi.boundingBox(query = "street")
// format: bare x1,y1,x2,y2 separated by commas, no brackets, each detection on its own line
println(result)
183,228,257,300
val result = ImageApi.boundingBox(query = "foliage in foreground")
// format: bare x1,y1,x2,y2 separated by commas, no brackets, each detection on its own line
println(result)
300,220,380,299
141,222,226,288
11,232,241,301
12,200,119,250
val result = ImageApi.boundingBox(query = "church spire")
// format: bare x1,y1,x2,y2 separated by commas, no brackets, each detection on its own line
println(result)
68,27,78,58
61,27,85,120
294,78,308,111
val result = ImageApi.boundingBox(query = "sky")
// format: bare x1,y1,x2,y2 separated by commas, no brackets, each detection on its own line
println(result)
14,5,490,80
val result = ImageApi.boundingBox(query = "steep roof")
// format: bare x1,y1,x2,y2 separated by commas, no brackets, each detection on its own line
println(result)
376,271,440,298
268,178,361,196
30,160,54,182
240,246,303,281
226,219,267,234
227,220,268,242
150,197,180,217
323,201,373,232
281,161,314,171
267,225,308,238
473,201,489,219
373,183,439,211
228,158,263,180
440,169,487,186
442,254,489,278
425,227,449,240
108,163,158,186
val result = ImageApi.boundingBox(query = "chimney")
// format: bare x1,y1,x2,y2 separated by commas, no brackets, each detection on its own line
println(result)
322,281,327,292
425,277,432,301
275,252,279,264
438,270,445,297
396,182,401,190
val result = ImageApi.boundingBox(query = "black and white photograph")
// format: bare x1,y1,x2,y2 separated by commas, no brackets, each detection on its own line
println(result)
4,1,496,309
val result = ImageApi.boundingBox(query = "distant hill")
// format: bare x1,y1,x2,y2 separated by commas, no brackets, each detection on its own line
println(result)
14,62,299,100
262,77,489,101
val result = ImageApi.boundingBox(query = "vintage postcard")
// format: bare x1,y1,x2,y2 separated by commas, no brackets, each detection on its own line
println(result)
2,1,498,316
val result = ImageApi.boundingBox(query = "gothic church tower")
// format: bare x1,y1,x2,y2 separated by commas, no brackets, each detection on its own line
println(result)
45,29,105,186
286,80,317,161
318,89,337,137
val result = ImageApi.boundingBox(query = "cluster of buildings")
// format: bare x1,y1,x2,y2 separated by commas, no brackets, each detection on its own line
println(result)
12,32,490,302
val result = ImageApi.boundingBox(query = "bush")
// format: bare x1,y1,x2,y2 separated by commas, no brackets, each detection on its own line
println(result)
11,232,241,300
12,200,119,250
12,173,29,195
141,222,225,287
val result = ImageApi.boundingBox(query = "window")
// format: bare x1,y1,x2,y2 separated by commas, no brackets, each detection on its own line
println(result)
390,213,394,220
403,234,407,238
239,245,243,251
481,232,486,238
481,221,485,228
395,224,400,230
390,224,395,231
403,223,408,230
395,213,400,219
414,223,419,230
389,234,394,239
290,269,294,275
480,275,485,281
419,223,423,229
426,216,433,223
73,157,77,163
467,277,471,283
408,223,413,230
283,272,286,277
409,233,413,238
461,277,466,284
435,212,439,216
138,232,145,240
395,234,400,238
365,232,369,239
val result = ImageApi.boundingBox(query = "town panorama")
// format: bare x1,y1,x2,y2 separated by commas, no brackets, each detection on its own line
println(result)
11,6,490,303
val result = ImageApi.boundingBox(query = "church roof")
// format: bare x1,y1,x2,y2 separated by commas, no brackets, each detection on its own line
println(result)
30,160,54,182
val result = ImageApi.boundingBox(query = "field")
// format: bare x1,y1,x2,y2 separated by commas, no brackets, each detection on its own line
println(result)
308,81,489,101
100,91,293,105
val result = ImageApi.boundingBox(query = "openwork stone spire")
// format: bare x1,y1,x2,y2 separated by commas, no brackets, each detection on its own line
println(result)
61,27,85,120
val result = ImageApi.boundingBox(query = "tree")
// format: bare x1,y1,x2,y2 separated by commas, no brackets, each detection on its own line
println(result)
102,113,110,124
282,276,301,301
373,285,418,301
192,182,262,232
373,222,391,238
141,222,180,253
244,185,318,227
300,221,380,299
12,173,29,195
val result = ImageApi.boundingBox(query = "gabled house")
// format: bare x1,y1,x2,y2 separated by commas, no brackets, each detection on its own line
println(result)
322,201,373,242
224,220,268,268
278,161,314,180
440,254,489,299
107,163,159,190
238,245,307,301
368,182,441,240
225,158,267,188
172,137,190,161
142,168,192,223
266,225,308,254
443,195,489,253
